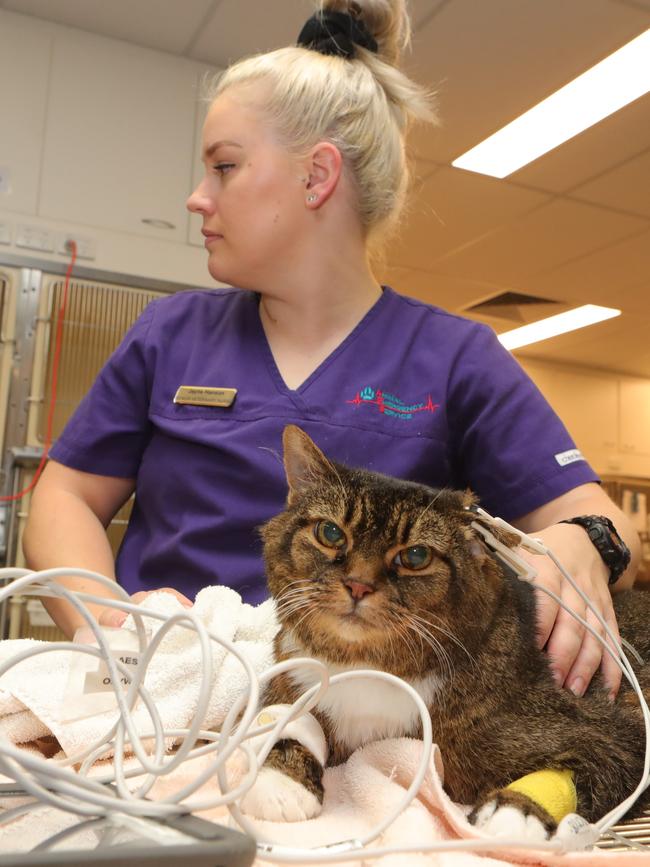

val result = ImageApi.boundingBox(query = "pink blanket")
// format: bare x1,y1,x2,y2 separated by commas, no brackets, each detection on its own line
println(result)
145,737,650,866
1,737,648,864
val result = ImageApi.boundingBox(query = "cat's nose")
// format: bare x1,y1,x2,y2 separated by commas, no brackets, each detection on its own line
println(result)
343,579,375,600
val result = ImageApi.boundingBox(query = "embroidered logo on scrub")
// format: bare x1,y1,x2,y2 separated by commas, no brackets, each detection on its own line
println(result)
347,386,439,421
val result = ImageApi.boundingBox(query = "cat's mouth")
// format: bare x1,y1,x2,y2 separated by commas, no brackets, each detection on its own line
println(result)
324,608,381,642
333,596,385,634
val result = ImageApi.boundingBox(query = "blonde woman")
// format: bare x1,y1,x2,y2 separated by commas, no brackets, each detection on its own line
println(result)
24,1,638,704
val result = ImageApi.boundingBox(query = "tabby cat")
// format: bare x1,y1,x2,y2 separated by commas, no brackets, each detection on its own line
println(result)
241,425,650,839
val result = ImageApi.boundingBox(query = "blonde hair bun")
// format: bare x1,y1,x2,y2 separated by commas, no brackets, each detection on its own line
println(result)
319,0,410,67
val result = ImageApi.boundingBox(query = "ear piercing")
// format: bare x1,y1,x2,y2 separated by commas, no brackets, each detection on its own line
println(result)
307,194,318,203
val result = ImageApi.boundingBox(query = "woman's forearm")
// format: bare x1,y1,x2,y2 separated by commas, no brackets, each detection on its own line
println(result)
23,488,119,637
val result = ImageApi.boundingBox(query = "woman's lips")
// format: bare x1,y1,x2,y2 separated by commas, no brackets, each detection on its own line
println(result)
202,231,223,247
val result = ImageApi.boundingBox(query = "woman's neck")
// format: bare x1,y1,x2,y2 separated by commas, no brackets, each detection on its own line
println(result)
256,258,383,391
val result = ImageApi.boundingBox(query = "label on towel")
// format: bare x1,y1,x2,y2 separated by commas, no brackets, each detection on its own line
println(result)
61,627,142,722
84,650,140,693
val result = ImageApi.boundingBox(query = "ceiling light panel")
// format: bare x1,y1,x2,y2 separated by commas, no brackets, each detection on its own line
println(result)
453,28,650,178
498,305,621,350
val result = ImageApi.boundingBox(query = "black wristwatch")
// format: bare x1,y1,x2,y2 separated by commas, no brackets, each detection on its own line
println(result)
559,515,631,585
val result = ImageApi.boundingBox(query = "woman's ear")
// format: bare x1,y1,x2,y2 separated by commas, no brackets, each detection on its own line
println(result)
303,142,343,208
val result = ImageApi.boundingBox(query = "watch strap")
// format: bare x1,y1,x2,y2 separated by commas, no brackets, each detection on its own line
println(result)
559,515,631,586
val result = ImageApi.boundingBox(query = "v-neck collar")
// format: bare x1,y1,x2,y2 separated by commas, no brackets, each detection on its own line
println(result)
252,287,392,400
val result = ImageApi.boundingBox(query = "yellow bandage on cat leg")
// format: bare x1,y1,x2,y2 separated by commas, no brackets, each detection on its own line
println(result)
506,769,577,824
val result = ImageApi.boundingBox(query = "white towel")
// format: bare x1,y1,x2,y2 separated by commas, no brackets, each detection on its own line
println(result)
0,586,279,759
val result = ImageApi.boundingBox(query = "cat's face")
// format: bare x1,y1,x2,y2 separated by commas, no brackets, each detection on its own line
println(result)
262,426,509,676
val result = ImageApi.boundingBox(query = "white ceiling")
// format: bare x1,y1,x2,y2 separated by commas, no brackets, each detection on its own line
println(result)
2,0,649,376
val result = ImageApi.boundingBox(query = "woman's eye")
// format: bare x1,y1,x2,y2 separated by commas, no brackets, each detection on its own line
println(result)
213,163,235,175
314,521,346,549
394,545,433,570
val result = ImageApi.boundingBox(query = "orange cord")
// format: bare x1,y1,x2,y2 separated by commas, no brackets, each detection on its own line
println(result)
0,240,78,502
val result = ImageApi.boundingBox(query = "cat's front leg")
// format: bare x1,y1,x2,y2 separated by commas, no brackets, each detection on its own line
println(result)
240,737,325,822
469,768,577,842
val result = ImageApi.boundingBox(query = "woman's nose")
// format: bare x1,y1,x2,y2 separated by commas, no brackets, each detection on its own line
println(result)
186,181,212,214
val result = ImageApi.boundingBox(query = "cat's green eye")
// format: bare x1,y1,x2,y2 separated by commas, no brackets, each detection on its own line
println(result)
314,520,346,549
395,545,433,570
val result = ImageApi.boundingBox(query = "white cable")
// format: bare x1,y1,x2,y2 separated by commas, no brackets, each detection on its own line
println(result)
471,511,650,839
540,549,650,833
0,537,647,861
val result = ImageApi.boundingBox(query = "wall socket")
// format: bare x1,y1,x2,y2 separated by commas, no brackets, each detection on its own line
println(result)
16,224,55,252
56,234,96,260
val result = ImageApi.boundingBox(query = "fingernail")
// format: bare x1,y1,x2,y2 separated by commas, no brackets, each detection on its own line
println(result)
105,612,126,627
550,667,563,687
569,677,585,697
608,691,616,704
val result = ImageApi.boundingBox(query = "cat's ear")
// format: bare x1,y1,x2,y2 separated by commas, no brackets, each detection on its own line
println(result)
282,425,337,504
459,489,520,558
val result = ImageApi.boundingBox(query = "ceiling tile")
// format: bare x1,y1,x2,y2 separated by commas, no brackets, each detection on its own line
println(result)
410,0,448,30
516,311,650,378
390,165,549,270
2,0,215,54
433,199,648,286
611,0,650,10
569,148,650,218
525,230,650,308
379,264,505,312
512,94,650,193
189,0,313,67
407,0,650,165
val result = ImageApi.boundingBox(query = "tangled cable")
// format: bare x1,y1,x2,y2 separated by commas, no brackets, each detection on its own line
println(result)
0,508,648,862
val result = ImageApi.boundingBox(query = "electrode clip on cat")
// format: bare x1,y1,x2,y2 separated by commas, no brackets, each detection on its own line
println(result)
0,502,648,863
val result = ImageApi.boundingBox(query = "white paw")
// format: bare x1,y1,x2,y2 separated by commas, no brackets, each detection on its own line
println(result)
240,766,322,822
472,800,549,842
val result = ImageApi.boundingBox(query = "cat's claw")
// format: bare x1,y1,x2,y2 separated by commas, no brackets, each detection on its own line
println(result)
240,766,323,822
471,800,550,842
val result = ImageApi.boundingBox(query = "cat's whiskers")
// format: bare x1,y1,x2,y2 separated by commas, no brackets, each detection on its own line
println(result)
402,614,455,682
274,585,318,619
275,602,311,621
389,616,425,672
274,588,314,607
274,579,314,598
274,597,316,622
274,582,317,607
289,601,319,636
413,487,449,527
410,611,476,669
408,616,461,679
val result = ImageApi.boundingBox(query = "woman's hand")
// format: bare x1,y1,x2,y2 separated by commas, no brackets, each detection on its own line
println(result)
519,522,621,700
98,588,194,628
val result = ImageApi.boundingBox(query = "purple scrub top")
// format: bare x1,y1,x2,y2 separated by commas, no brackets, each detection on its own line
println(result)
50,287,598,604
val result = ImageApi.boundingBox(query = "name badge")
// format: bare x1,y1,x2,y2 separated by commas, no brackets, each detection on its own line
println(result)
173,386,237,408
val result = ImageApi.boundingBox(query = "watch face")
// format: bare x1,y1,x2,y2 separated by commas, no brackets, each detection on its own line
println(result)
562,515,630,584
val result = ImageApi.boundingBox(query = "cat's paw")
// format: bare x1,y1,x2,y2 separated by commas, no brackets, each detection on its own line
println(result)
469,789,556,842
240,766,323,822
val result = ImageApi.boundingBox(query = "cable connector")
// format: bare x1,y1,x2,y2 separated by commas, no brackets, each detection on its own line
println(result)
471,506,548,555
467,506,546,582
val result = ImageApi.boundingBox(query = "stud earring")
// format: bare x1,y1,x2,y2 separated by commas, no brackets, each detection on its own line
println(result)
306,194,318,203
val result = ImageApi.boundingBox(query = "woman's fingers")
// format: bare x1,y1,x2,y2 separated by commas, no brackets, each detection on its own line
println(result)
525,542,620,696
98,587,193,628
563,595,621,699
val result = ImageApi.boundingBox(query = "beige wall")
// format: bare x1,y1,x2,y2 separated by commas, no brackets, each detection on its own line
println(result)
0,9,217,290
520,356,650,479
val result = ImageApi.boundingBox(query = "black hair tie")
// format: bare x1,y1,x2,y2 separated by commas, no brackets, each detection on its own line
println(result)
297,10,379,59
